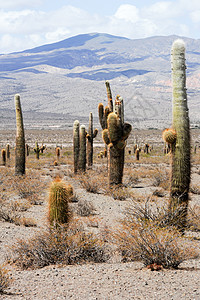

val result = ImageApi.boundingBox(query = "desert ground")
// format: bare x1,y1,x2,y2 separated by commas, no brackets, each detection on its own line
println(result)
0,128,200,299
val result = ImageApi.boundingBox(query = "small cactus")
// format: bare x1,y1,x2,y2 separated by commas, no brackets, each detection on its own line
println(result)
86,112,98,167
135,147,140,160
48,177,73,226
6,144,10,159
1,149,6,166
56,147,61,161
34,142,40,159
162,128,177,144
14,94,25,175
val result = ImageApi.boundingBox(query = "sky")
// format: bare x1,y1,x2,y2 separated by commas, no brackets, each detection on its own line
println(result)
0,0,200,53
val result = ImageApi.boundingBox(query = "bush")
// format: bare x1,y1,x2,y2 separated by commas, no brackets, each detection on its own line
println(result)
9,221,110,270
113,201,199,269
74,199,96,217
0,265,11,294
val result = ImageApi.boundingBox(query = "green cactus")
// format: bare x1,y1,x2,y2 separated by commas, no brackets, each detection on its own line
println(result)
168,39,191,230
34,142,40,159
48,177,73,226
86,112,98,167
73,120,80,174
73,121,87,173
78,125,87,172
1,149,6,166
102,98,132,186
14,94,25,175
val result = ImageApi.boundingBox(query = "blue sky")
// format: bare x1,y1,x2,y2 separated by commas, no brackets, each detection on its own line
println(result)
0,0,200,53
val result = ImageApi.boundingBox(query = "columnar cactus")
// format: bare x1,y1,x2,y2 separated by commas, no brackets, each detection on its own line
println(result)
14,94,25,175
78,125,87,172
86,112,98,167
48,177,73,226
26,144,30,156
1,149,6,166
73,120,80,173
102,96,132,186
73,121,87,173
166,39,191,230
56,147,60,161
34,142,40,159
6,144,10,159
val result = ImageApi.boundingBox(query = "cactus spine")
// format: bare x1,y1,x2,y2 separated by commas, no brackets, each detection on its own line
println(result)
48,177,73,226
86,112,98,167
169,39,190,229
14,94,25,175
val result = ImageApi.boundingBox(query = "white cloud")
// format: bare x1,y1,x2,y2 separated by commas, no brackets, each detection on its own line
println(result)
0,1,199,53
114,4,139,23
0,0,43,9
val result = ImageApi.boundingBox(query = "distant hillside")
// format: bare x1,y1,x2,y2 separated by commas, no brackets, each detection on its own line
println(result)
0,33,200,129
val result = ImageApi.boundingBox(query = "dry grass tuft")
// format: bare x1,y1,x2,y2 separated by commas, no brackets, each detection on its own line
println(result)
0,265,11,294
9,221,110,270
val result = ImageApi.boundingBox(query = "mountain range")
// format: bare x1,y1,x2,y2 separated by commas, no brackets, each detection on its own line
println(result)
0,33,200,129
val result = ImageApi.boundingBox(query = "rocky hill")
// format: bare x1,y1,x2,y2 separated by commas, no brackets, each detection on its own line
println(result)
0,33,200,129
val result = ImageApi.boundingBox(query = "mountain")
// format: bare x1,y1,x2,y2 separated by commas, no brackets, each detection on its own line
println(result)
0,33,200,129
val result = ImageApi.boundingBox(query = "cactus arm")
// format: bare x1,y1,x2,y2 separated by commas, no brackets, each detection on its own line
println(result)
15,94,25,175
105,81,113,112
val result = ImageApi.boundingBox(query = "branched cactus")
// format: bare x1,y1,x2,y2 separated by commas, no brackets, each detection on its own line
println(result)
86,112,98,167
14,94,25,175
34,142,40,159
101,93,132,186
1,149,6,166
166,39,191,230
48,177,73,226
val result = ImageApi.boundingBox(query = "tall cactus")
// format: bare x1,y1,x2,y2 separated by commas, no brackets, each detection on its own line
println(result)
86,112,98,167
78,125,87,172
73,120,80,173
163,39,190,230
102,96,132,186
14,94,25,175
73,121,87,173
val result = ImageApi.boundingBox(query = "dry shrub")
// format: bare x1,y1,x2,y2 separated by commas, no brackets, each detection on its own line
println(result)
187,205,200,231
0,201,36,227
0,265,11,294
74,199,96,216
9,221,109,270
124,168,139,187
0,169,47,205
113,201,199,269
109,186,132,201
78,169,107,193
152,168,169,189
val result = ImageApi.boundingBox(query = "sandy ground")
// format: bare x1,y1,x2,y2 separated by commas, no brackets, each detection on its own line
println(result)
0,157,200,299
